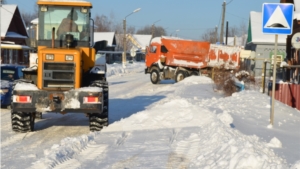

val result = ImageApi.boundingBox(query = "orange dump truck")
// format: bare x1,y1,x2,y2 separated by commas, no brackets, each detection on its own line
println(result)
145,37,242,84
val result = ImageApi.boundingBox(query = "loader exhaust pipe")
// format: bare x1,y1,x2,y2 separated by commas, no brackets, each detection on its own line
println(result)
52,27,55,48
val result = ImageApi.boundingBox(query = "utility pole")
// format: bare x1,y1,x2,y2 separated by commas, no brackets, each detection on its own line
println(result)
220,0,226,44
214,26,218,43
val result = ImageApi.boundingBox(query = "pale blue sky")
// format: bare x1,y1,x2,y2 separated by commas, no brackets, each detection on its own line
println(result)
9,0,279,39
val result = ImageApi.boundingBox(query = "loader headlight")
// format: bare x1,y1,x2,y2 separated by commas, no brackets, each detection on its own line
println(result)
65,55,74,61
46,54,54,60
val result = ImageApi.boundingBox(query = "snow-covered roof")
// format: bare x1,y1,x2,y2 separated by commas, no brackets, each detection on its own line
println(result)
94,32,116,46
249,11,287,44
1,5,17,37
31,18,38,24
131,34,152,50
0,5,28,38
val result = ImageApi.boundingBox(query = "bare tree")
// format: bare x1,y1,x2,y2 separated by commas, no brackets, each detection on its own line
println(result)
21,10,38,27
136,25,166,37
94,14,113,32
20,2,38,27
200,28,218,43
1,0,6,4
126,26,136,34
201,21,248,43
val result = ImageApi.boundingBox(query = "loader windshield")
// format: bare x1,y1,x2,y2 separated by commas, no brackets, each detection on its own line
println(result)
38,6,90,42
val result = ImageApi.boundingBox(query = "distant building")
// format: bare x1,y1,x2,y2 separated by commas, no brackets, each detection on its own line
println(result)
1,5,30,65
94,32,117,64
223,35,247,47
127,34,152,61
245,11,288,77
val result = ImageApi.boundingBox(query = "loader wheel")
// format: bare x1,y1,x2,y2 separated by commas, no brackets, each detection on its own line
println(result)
150,68,160,84
89,114,108,132
11,111,35,133
89,81,109,132
175,70,187,82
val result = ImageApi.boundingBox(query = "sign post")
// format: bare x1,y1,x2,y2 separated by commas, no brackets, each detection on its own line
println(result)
262,3,294,126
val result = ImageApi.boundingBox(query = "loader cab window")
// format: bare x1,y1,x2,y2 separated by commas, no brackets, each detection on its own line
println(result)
38,6,90,42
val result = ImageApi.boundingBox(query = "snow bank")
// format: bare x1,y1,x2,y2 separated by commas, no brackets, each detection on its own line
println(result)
106,62,144,77
30,75,295,168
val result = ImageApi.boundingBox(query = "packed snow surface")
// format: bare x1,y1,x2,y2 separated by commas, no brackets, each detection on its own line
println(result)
1,61,300,169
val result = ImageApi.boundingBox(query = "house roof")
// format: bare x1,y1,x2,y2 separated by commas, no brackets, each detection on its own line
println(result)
248,11,287,44
0,5,28,38
1,5,16,37
126,34,152,51
31,18,38,24
94,32,116,46
132,34,152,50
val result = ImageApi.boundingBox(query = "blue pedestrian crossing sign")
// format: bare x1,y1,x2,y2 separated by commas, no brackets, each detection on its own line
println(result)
262,3,294,35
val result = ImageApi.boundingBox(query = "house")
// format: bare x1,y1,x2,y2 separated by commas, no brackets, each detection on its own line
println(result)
126,34,152,61
0,5,30,65
284,0,300,83
245,11,288,77
94,32,117,64
245,1,300,80
223,35,247,47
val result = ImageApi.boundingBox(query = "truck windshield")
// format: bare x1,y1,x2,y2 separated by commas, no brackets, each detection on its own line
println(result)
38,6,90,42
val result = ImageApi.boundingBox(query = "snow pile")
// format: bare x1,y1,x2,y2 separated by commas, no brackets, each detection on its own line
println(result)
28,75,298,168
106,62,145,77
14,82,38,90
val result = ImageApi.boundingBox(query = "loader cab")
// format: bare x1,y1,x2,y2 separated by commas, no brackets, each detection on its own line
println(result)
38,4,92,48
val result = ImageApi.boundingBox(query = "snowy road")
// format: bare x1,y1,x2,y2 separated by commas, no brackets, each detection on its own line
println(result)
0,68,174,169
1,63,300,169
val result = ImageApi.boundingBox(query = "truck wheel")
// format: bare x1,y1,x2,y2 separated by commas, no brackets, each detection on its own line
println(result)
11,111,35,132
150,68,160,84
89,81,109,132
190,71,199,76
175,70,187,82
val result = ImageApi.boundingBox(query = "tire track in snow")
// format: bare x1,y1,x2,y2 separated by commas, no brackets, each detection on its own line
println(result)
1,132,35,148
53,144,108,169
167,133,201,168
169,128,181,145
116,132,130,146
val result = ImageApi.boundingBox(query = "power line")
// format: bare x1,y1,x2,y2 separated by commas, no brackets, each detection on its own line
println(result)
226,0,234,5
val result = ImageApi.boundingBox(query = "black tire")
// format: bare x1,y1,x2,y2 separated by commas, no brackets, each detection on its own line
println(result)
175,70,188,82
190,71,199,76
89,81,109,132
150,68,160,84
89,114,108,132
11,111,35,133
